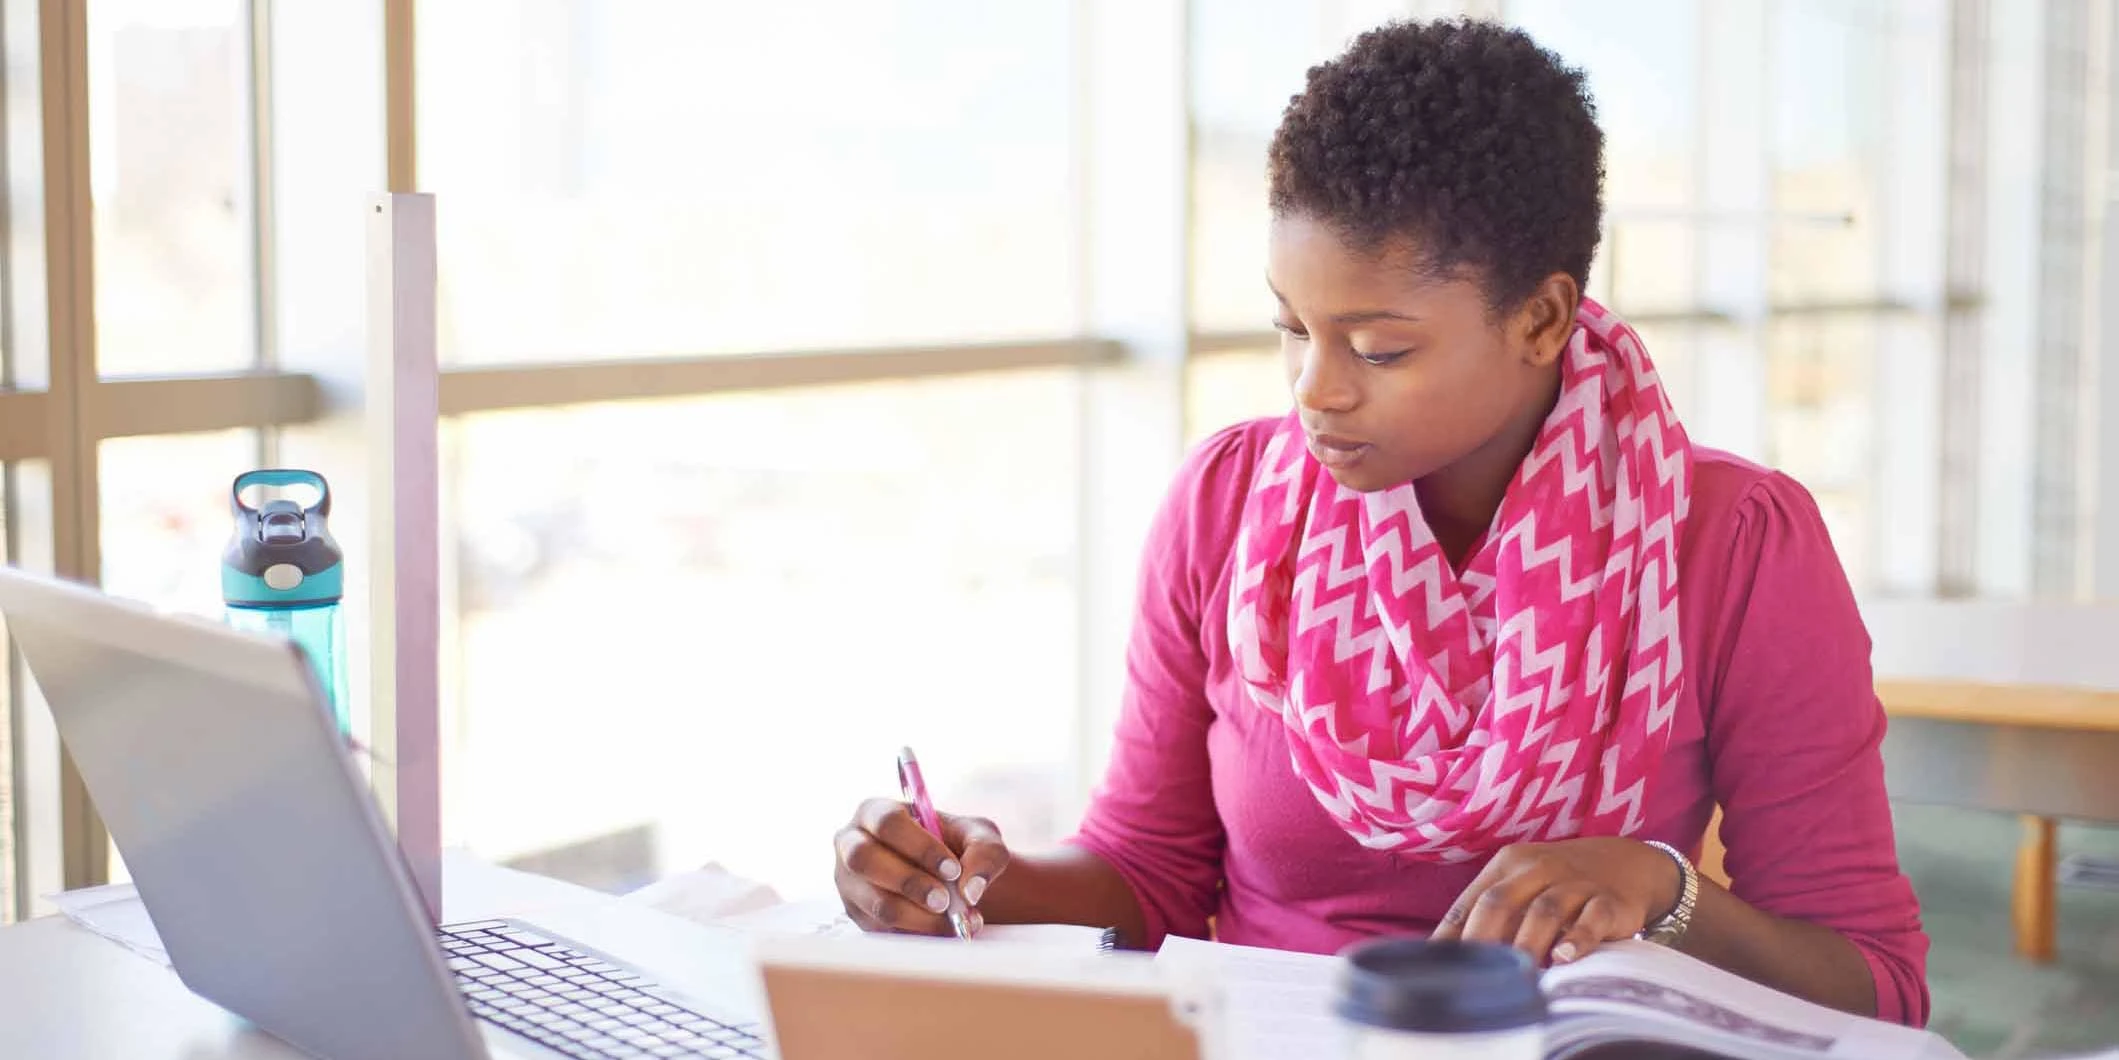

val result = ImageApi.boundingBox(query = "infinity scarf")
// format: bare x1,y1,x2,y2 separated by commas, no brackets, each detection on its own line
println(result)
1227,298,1692,861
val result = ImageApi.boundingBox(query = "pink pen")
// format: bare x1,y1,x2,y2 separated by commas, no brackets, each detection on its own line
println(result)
896,746,974,939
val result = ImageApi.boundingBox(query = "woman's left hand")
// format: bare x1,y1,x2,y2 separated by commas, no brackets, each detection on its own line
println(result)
1428,837,1682,967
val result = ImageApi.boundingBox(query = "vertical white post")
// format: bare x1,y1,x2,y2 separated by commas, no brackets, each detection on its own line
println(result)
367,193,441,922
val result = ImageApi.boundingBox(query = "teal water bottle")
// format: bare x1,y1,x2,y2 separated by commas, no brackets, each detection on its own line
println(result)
223,469,348,734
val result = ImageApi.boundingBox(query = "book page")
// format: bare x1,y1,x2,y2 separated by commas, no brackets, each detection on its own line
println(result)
1543,941,1963,1060
1154,936,1965,1060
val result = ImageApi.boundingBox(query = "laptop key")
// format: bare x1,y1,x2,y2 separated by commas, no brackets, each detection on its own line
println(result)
471,951,528,973
515,948,567,971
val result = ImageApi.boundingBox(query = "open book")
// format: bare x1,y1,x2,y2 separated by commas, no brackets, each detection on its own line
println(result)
1156,936,1968,1060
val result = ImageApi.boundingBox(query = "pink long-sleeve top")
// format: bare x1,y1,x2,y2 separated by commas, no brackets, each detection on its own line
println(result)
1069,417,1931,1026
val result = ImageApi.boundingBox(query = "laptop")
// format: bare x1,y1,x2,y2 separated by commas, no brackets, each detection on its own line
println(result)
0,566,772,1060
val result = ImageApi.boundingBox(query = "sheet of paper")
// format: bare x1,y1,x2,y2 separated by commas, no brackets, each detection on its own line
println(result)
1543,939,1962,1060
1155,935,1340,1060
712,897,1111,950
47,883,170,968
621,861,785,923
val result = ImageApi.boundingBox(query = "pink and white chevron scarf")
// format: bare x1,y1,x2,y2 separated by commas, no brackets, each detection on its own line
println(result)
1228,298,1692,861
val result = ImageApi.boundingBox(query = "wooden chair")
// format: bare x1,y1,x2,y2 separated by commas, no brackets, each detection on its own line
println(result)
1698,809,1730,889
1858,598,2119,963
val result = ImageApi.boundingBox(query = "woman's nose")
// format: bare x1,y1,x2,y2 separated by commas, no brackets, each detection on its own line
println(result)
1291,345,1357,414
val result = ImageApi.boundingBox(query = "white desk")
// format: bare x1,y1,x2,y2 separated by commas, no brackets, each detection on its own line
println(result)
0,853,765,1059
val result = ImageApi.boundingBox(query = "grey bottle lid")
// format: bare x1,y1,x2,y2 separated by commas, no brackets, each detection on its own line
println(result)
1334,937,1547,1033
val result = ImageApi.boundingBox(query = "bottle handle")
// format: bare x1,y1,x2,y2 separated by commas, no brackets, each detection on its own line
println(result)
232,469,331,518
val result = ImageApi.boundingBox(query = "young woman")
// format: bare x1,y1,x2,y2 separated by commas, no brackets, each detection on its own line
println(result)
831,18,1928,1025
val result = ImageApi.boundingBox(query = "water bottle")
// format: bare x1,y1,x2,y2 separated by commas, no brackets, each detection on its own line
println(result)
223,469,348,734
1334,937,1546,1060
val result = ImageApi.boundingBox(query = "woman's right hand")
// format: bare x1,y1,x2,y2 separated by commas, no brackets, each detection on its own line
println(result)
833,798,1011,936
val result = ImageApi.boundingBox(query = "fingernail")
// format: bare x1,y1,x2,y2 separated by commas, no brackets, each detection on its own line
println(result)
925,889,951,914
1551,941,1578,964
963,876,987,906
970,910,985,934
938,858,962,882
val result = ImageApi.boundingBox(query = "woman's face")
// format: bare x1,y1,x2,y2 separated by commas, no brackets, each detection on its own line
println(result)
1267,214,1571,493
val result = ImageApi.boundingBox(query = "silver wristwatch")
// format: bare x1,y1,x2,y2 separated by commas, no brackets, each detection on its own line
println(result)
1638,840,1698,947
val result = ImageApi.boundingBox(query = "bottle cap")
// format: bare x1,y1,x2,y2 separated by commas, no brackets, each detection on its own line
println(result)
224,469,343,607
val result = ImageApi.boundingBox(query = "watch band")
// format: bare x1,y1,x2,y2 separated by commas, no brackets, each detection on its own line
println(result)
1638,839,1698,947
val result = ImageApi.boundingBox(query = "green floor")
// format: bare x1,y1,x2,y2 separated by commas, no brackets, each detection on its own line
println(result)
1899,804,2119,1057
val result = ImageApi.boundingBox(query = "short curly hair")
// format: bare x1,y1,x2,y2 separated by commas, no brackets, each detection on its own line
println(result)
1268,19,1605,311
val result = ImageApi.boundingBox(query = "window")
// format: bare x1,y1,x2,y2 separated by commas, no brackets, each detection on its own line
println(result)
3,459,57,920
1760,0,1947,592
1500,0,1704,412
1190,0,1330,334
99,430,261,617
0,473,14,921
444,371,1081,896
418,0,1078,365
92,429,261,887
89,0,256,377
1186,0,1958,593
1186,346,1284,446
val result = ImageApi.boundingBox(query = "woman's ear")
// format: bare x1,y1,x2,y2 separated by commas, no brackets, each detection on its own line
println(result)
1517,273,1580,368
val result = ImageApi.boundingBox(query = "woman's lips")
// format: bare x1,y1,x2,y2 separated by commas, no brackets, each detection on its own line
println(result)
1306,432,1372,469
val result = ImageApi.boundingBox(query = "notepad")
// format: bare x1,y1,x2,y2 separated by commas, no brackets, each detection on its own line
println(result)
713,898,1118,951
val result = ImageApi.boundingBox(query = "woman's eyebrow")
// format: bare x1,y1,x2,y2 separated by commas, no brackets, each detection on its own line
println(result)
1331,308,1424,325
1266,281,1424,325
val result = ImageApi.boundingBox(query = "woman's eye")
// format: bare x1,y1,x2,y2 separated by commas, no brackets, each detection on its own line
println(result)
1271,320,1310,340
1354,349,1411,366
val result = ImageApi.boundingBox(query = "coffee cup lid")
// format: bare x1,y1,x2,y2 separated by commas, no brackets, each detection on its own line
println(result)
1334,937,1546,1033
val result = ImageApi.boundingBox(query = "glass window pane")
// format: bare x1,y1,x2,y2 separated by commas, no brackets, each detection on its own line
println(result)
90,0,255,377
1765,315,1878,589
99,430,259,617
1190,1,1389,332
1506,1,1700,318
1192,2,1702,331
0,465,13,921
1760,0,1935,590
3,0,46,389
1186,348,1285,447
5,459,56,919
1768,0,1887,306
446,373,1080,895
98,430,259,889
419,2,1077,365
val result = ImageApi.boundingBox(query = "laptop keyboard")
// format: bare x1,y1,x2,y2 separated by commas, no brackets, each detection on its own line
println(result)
439,919,770,1059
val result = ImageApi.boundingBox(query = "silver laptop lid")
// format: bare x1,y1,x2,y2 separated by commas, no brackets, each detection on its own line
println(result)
0,566,487,1060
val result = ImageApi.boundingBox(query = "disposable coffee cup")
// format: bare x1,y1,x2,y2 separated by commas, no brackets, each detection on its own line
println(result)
1333,937,1546,1060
